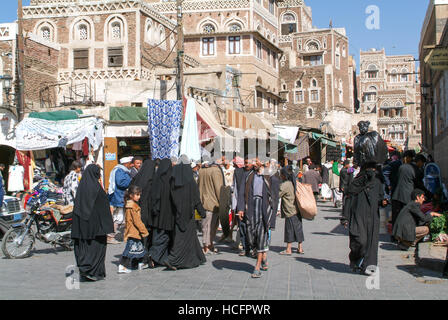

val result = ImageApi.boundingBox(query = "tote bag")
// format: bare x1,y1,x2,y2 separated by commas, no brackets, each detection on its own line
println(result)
295,181,318,220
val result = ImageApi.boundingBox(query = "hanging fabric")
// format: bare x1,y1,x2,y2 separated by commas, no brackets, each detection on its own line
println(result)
180,99,201,162
8,165,24,192
15,151,31,191
148,99,182,160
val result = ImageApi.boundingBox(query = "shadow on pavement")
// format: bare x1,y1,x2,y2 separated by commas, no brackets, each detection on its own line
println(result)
212,259,254,273
379,243,403,251
312,224,348,237
323,217,342,221
396,264,447,283
295,256,353,275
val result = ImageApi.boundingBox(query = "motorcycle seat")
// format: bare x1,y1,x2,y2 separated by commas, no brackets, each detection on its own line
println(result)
60,212,73,220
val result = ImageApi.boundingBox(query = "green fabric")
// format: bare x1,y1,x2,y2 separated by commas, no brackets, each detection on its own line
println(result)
310,132,338,148
29,110,82,121
332,162,340,176
109,107,148,121
278,135,298,154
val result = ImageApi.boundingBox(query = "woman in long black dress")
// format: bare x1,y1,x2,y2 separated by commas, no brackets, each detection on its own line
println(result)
71,164,114,281
148,159,176,266
163,157,206,270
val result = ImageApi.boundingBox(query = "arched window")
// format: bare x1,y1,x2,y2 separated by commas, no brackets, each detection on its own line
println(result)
311,79,317,87
281,13,297,35
307,107,314,118
307,41,319,52
295,80,302,88
229,23,242,32
203,23,216,34
146,19,153,43
41,26,51,42
335,42,341,69
367,64,378,78
78,24,88,40
401,68,409,82
158,26,166,49
339,79,343,103
111,22,121,40
36,21,56,43
390,69,398,82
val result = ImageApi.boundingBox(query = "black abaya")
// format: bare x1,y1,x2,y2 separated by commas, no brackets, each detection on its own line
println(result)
164,163,206,269
71,164,114,280
74,236,107,279
131,159,156,228
343,168,384,272
147,159,176,265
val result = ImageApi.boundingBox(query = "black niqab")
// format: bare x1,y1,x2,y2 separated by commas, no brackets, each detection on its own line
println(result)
131,159,156,227
74,164,102,221
148,158,175,230
72,164,114,240
171,163,204,232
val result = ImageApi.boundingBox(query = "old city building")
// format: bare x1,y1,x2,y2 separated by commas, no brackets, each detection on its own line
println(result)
146,0,283,126
276,0,356,141
359,48,421,150
420,0,448,183
23,0,201,108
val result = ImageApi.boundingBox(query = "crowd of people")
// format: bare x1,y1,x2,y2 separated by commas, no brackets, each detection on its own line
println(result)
48,148,447,281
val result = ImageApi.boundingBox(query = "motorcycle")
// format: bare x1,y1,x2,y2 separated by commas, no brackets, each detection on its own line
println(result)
1,180,73,259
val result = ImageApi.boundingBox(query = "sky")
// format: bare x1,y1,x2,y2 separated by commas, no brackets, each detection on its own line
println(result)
0,0,430,73
307,0,429,71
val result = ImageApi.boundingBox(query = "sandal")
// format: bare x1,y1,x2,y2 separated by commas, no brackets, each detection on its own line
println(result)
261,260,269,271
251,270,262,278
279,250,292,256
297,250,305,255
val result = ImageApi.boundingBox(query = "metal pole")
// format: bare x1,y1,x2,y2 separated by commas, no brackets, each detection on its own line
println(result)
16,0,25,121
176,0,184,101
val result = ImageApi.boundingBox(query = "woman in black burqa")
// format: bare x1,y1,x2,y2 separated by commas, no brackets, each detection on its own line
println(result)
130,159,156,267
163,156,206,270
131,160,156,229
340,161,386,275
147,158,176,266
71,164,114,281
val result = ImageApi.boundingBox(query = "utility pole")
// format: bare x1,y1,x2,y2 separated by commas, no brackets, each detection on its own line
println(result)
176,0,184,101
16,0,25,121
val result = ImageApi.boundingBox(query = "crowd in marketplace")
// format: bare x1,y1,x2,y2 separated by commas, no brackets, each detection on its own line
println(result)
1,100,448,282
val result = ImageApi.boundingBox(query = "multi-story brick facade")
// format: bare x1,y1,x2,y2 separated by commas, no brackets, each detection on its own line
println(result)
23,0,200,108
0,22,59,111
275,0,355,140
359,49,421,150
146,0,283,118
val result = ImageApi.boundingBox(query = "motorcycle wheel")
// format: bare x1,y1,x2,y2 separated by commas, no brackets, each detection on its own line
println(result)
1,227,35,259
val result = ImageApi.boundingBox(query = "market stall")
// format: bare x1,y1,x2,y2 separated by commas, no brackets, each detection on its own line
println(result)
15,114,104,189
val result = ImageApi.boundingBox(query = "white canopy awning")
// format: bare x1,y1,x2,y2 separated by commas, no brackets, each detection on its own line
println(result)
15,117,103,151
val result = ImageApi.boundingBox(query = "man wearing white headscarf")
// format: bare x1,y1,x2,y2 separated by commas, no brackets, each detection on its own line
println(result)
108,156,133,244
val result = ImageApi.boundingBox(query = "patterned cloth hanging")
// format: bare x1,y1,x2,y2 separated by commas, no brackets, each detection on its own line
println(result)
148,99,183,160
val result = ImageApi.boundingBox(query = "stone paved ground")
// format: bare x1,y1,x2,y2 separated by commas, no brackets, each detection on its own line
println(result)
0,201,447,300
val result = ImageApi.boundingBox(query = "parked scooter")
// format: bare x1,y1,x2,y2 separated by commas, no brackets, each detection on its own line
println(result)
1,180,73,259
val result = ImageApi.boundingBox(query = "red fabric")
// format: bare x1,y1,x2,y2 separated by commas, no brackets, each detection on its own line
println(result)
15,150,31,191
82,138,89,156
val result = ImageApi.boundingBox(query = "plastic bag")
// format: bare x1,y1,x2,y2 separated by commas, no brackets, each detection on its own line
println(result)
354,121,388,167
321,183,332,199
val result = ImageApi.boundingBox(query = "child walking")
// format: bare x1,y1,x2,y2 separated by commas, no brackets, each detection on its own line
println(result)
118,185,151,274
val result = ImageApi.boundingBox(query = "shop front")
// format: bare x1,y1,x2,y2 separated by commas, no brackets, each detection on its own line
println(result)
104,107,150,190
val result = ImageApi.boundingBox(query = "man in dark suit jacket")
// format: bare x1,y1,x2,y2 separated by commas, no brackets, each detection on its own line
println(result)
339,160,352,194
391,151,428,233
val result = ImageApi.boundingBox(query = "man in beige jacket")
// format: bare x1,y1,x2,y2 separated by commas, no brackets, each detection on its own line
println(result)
198,158,225,254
